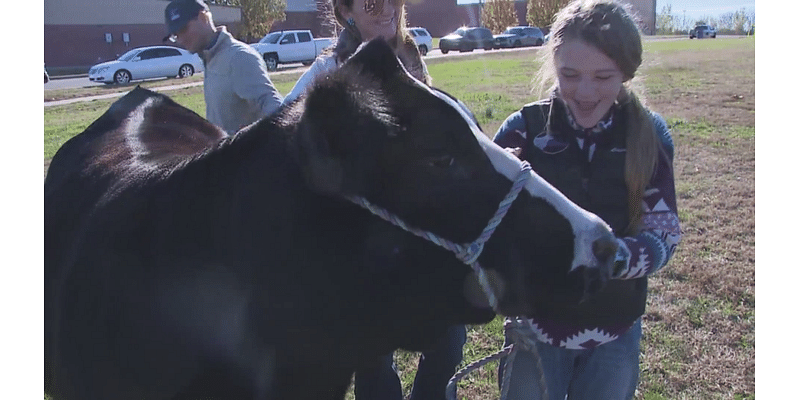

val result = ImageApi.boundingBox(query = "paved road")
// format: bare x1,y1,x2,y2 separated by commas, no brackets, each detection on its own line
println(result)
43,46,527,91
43,46,532,106
44,35,706,106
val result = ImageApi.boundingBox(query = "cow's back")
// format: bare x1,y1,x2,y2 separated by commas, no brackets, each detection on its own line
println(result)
45,88,229,399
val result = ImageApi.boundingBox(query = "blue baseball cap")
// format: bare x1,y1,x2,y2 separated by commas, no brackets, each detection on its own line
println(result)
163,0,209,42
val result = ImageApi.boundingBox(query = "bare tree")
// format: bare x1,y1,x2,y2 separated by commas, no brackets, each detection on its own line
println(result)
526,0,569,29
237,0,287,42
656,4,675,35
482,0,519,33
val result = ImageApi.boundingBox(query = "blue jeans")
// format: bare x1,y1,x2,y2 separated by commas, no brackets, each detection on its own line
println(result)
497,319,641,400
355,325,467,400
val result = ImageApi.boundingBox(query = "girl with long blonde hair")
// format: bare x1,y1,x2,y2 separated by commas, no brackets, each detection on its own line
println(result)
494,0,681,398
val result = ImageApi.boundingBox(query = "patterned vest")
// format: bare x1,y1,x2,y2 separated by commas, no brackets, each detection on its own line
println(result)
520,99,647,326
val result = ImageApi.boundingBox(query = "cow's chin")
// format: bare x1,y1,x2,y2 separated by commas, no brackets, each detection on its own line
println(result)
462,269,508,311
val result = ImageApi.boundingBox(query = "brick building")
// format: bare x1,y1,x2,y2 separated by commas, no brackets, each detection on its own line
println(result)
44,0,655,71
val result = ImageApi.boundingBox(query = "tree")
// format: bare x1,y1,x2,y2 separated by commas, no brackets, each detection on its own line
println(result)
655,4,674,35
526,0,569,29
481,0,519,34
237,0,287,42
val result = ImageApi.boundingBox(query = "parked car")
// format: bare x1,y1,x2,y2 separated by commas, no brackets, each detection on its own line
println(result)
88,46,203,85
406,27,433,56
250,30,333,71
689,25,717,39
439,27,494,54
493,26,545,49
45,64,50,84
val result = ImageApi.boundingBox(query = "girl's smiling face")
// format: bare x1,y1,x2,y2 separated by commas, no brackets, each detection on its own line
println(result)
555,39,625,129
340,0,399,42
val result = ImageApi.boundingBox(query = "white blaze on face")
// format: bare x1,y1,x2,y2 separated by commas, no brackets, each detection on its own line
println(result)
432,90,614,272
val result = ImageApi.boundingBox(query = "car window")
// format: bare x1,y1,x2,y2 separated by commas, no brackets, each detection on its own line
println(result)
479,29,492,39
119,49,140,61
408,30,418,37
162,48,182,57
417,29,429,37
297,32,311,42
280,34,296,44
455,28,466,36
138,49,158,60
261,32,281,44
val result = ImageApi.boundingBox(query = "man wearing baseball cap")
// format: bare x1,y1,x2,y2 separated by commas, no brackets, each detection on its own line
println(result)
164,0,283,134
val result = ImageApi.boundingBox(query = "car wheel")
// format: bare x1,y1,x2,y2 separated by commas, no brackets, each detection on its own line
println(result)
179,64,194,78
441,48,449,54
264,54,278,72
535,39,543,46
513,40,522,48
418,45,428,56
114,70,131,85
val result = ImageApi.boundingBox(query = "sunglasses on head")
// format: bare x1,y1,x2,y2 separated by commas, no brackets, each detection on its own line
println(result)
363,0,397,15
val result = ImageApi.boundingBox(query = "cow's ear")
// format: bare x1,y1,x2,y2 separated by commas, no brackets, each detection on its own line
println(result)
339,38,407,83
296,79,388,197
296,86,350,195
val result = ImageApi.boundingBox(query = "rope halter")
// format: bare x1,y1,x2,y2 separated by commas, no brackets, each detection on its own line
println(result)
346,161,533,312
346,160,547,400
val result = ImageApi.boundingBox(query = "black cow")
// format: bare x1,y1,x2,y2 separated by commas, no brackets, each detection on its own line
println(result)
45,39,617,400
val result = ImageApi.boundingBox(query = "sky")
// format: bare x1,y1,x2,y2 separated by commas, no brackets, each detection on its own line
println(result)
455,0,756,22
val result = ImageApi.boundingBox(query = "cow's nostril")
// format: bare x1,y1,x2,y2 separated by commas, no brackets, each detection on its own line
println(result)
592,237,618,266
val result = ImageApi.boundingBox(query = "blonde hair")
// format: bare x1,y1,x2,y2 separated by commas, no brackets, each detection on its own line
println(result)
536,0,661,235
327,0,429,84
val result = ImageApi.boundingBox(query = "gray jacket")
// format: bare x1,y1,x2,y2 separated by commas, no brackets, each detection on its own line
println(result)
201,27,283,134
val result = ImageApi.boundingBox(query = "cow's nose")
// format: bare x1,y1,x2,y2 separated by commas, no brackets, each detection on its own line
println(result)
576,236,617,303
592,236,618,267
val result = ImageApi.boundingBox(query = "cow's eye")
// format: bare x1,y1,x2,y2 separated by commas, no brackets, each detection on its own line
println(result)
427,155,455,168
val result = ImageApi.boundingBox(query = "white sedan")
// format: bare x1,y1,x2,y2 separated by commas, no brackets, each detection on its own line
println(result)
89,46,203,85
406,27,433,56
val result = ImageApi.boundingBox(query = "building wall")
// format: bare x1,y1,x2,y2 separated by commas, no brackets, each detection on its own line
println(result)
627,0,656,35
45,0,241,70
44,0,655,70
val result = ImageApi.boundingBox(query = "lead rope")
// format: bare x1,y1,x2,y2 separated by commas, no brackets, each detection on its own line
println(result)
346,161,547,400
444,318,549,400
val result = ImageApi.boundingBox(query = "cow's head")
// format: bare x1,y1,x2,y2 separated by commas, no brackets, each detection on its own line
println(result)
292,39,617,317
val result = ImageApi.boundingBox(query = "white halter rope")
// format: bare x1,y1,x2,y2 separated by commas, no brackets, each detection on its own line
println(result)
346,161,532,311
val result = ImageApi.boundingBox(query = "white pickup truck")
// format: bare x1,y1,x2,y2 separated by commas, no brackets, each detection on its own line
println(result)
250,30,334,71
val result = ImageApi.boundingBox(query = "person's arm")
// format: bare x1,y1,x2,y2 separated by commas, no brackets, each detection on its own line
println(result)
283,56,337,105
612,113,681,279
230,50,284,118
492,110,527,158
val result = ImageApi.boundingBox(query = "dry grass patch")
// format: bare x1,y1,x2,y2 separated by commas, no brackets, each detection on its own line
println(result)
637,38,754,400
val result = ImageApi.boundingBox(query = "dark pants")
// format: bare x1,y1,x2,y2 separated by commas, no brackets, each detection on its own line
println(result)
354,325,467,400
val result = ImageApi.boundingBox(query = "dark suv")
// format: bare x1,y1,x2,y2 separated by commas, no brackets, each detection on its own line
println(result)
439,27,494,54
689,25,717,39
